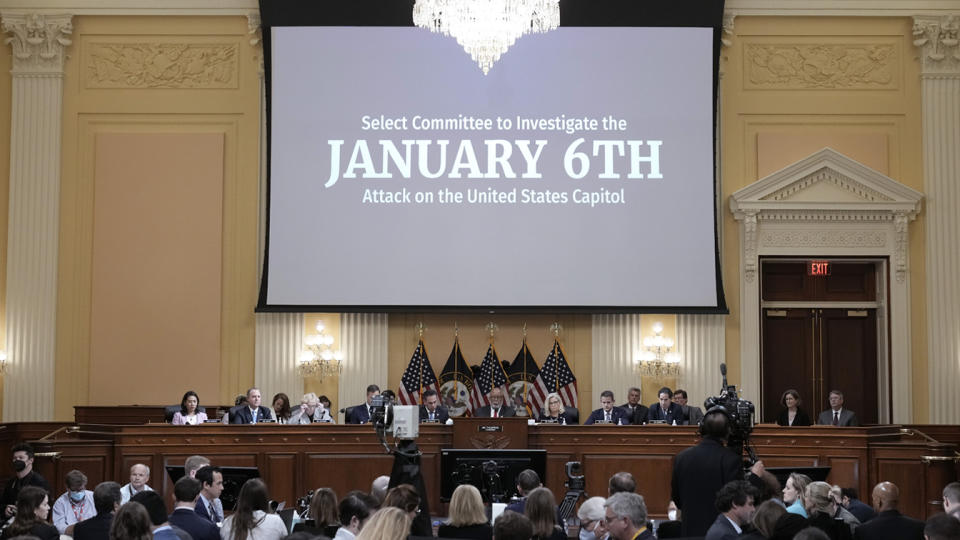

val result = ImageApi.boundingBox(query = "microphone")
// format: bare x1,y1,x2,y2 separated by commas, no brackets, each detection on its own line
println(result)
720,363,728,392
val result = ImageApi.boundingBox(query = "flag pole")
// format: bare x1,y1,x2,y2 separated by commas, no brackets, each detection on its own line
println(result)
522,323,528,409
551,322,562,395
416,322,426,401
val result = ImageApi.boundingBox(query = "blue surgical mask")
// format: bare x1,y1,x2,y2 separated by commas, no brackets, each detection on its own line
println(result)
69,491,85,502
579,527,596,540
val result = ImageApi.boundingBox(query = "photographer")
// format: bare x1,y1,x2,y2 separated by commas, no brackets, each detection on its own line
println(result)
2,443,50,519
670,409,765,537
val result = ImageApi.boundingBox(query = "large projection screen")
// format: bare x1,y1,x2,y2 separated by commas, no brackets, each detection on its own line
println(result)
258,1,727,312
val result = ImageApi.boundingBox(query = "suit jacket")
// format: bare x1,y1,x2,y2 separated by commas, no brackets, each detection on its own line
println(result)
619,403,649,425
72,512,114,540
169,507,220,540
194,496,223,524
704,514,740,540
776,408,812,426
852,510,924,540
845,499,877,523
536,409,579,425
647,402,685,424
584,407,630,425
682,405,705,425
671,437,743,537
473,405,516,418
345,403,371,424
229,405,274,424
418,405,450,423
817,408,860,427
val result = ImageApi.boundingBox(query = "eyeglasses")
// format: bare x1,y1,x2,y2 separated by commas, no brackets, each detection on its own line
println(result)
603,514,623,524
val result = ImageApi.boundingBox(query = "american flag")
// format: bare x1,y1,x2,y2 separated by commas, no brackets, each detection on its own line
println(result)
529,339,578,413
397,339,439,406
507,340,540,417
468,344,511,411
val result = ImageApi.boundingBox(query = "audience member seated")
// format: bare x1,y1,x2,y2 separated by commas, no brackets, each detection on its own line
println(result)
841,488,877,524
941,482,960,520
525,487,565,540
3,442,51,519
646,387,685,425
221,479,287,540
784,473,812,518
132,490,187,540
293,487,340,537
504,469,542,514
705,480,758,540
319,395,337,423
829,485,861,533
222,394,248,423
184,455,211,479
333,494,371,540
673,389,704,425
120,463,153,504
585,390,629,425
168,476,220,540
110,500,154,540
370,476,390,506
619,387,648,426
73,481,122,540
170,390,208,425
537,392,578,425
383,484,430,537
925,513,960,540
852,481,924,540
803,482,852,540
52,469,96,534
771,512,810,539
739,499,786,540
418,389,450,423
194,465,224,524
474,387,516,418
493,511,534,540
346,385,381,424
603,492,653,540
355,507,411,540
608,472,636,496
290,393,335,424
346,489,381,513
438,484,493,540
272,393,293,424
576,496,608,540
817,390,860,426
230,387,274,424
775,389,812,427
794,528,832,540
1,486,58,540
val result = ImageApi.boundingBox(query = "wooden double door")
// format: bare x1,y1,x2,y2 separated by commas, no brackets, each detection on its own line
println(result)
760,260,881,424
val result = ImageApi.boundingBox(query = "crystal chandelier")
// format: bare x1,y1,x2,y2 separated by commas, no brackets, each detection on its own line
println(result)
298,321,343,381
636,322,681,377
413,0,560,75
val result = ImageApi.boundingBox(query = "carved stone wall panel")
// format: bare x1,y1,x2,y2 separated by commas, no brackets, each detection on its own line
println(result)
760,229,887,248
743,41,898,89
762,168,894,202
84,40,239,89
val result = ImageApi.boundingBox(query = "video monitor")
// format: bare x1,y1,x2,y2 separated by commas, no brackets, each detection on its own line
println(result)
440,448,547,502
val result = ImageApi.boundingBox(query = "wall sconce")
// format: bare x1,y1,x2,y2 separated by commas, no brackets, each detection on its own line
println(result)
298,321,343,381
636,322,680,377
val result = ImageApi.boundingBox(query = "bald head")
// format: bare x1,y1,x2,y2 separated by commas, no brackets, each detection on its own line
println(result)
871,481,900,511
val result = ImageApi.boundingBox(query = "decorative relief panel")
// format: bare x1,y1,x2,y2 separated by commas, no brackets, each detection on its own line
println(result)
85,42,238,88
744,43,896,89
762,168,894,202
760,230,886,248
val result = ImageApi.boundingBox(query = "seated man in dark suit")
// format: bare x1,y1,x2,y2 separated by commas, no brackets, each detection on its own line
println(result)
474,387,516,418
673,389,705,425
346,384,381,424
504,469,542,514
72,481,121,540
585,390,630,425
647,387,685,424
229,387,274,424
817,389,860,426
853,482,924,540
619,387,648,426
169,476,219,540
418,389,449,423
705,480,758,540
841,487,877,523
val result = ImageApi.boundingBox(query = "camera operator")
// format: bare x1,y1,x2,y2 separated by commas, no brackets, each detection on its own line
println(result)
670,409,765,538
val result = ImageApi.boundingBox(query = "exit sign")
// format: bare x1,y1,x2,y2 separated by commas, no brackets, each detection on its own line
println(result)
808,260,831,276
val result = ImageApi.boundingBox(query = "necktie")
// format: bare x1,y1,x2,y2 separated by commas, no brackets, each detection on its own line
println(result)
429,412,434,421
493,408,498,418
833,411,839,426
605,412,611,423
252,410,258,424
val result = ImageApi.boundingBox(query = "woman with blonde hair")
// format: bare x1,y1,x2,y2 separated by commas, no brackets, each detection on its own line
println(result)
355,507,412,540
525,487,565,540
438,484,492,540
783,472,812,517
537,393,577,425
803,482,853,540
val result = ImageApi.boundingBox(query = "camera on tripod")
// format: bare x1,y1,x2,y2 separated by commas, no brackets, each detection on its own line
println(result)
703,363,757,466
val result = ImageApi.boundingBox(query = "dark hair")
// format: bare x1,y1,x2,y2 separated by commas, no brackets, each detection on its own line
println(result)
600,390,615,400
383,484,420,514
421,389,438,399
658,387,673,399
828,390,843,399
93,481,122,515
11,443,34,459
310,488,339,527
230,478,272,540
196,466,221,489
525,487,560,538
346,490,380,512
65,469,88,490
181,390,200,414
925,513,960,540
272,393,292,421
701,409,730,440
494,511,534,540
516,469,541,495
715,480,758,513
381,390,396,401
792,527,831,540
841,487,859,501
6,486,49,536
318,395,332,408
674,389,688,400
174,476,203,503
608,472,636,495
338,495,371,527
366,384,380,394
758,471,782,504
131,490,167,526
235,395,248,407
780,389,802,408
110,501,152,540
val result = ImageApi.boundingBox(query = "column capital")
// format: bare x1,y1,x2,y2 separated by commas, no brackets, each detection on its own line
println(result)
913,14,960,76
1,13,72,75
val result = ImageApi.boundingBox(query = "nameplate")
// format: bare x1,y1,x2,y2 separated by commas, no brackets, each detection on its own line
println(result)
478,425,503,432
421,419,440,424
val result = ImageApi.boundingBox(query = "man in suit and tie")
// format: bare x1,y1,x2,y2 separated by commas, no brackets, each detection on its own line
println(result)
585,390,630,425
817,390,860,426
346,384,381,424
705,480,758,540
229,387,273,424
853,482,924,540
72,481,121,540
646,387,685,424
474,387,516,418
169,477,219,540
194,466,224,524
619,387,648,426
418,389,450,423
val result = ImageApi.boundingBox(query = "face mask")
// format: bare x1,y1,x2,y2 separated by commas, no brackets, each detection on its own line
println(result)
70,491,85,502
12,460,25,472
668,509,677,521
579,528,596,540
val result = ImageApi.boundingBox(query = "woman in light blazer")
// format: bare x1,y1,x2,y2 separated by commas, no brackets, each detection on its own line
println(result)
172,390,208,425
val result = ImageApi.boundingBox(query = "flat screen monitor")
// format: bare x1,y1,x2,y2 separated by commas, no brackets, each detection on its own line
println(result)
440,448,547,502
166,465,261,511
